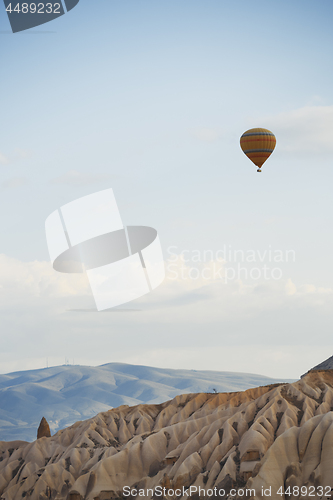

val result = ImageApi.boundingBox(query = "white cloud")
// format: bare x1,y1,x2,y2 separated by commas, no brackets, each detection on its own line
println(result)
305,95,325,106
0,149,33,165
263,105,333,155
13,148,33,160
163,256,332,295
51,170,112,187
285,278,297,296
1,253,331,315
0,253,333,379
0,254,90,301
1,177,28,189
0,152,9,165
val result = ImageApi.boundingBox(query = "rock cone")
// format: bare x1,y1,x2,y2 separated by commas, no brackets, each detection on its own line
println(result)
37,416,51,439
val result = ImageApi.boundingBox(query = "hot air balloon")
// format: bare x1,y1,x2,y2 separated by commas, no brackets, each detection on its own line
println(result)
240,128,276,172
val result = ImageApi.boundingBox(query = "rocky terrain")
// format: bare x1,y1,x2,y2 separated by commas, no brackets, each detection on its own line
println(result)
0,363,289,442
306,355,333,372
1,370,333,499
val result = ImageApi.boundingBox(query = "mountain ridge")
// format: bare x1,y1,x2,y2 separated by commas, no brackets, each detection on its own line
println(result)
0,362,292,442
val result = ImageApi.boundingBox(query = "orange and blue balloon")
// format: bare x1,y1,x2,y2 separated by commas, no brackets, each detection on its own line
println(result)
240,128,276,172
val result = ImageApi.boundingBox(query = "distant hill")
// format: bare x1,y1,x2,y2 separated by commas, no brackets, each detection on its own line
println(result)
0,363,292,442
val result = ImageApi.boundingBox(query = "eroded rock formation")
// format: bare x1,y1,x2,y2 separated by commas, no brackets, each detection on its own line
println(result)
37,418,51,440
1,371,333,499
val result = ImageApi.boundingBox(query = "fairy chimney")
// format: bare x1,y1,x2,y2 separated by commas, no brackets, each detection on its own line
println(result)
37,417,51,439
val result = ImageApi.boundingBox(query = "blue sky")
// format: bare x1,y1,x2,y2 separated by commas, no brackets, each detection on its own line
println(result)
1,0,333,378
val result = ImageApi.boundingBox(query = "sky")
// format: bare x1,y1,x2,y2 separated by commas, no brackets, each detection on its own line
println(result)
1,0,333,379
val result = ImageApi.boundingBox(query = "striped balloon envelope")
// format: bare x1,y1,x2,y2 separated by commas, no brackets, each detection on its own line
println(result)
240,128,276,172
